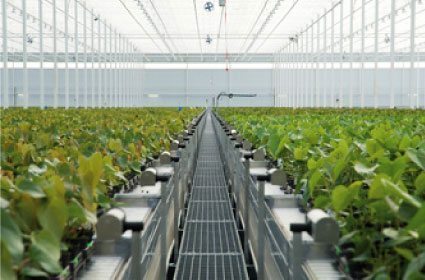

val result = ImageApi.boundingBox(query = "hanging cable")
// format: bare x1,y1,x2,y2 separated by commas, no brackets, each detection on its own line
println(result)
224,1,229,71
224,0,230,94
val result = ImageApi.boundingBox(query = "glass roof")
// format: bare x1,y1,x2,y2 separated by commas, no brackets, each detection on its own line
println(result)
83,0,338,53
2,0,425,56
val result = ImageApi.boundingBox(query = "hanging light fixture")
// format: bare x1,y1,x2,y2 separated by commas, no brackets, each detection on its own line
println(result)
289,35,298,43
384,34,390,44
27,35,33,44
204,1,214,12
206,34,213,44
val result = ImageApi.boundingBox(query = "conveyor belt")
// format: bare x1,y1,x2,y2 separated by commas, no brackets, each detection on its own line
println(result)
175,112,248,280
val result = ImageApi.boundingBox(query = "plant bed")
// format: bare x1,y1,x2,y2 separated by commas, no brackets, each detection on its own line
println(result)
1,108,202,279
217,108,425,279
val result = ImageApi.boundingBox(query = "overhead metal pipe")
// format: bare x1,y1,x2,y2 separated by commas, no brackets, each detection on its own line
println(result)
215,92,257,108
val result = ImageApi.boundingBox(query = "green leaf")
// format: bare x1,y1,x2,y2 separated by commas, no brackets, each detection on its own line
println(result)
398,135,411,151
108,138,123,152
1,242,17,280
403,252,425,280
117,155,128,169
114,171,128,182
378,156,407,181
331,181,362,212
332,159,348,182
369,174,389,199
407,204,425,238
369,175,421,208
308,170,322,195
414,172,425,195
21,266,49,277
366,138,384,158
398,202,419,222
304,130,319,145
78,152,104,212
129,161,141,174
68,199,87,222
267,132,281,159
30,230,62,274
15,195,39,231
314,195,330,209
394,247,414,261
381,178,421,209
294,147,308,161
307,158,317,170
332,186,349,212
17,179,46,198
406,148,425,170
37,197,68,241
353,162,378,176
0,209,24,262
78,152,104,188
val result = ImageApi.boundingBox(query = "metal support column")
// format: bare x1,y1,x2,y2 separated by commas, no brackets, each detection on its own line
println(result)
373,0,379,109
294,34,301,108
323,10,327,108
339,1,344,108
97,16,101,108
119,32,121,108
114,30,117,107
39,0,44,108
2,0,8,108
83,2,87,108
109,25,113,107
311,22,314,107
53,0,58,108
409,0,416,109
331,7,335,108
75,0,79,107
349,0,354,108
360,0,365,108
91,9,94,107
103,21,106,107
64,0,69,109
22,0,28,108
316,15,320,108
304,27,311,107
390,0,396,108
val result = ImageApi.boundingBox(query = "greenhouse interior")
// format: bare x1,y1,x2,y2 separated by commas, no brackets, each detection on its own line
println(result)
1,0,425,279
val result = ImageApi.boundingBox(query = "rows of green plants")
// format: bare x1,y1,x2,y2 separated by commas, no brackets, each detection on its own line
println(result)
218,108,425,279
0,108,201,279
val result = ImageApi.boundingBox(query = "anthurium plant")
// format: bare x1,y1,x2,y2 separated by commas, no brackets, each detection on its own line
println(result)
218,108,425,279
0,108,201,279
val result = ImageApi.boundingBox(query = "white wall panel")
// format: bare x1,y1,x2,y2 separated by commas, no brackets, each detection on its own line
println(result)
1,68,274,107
